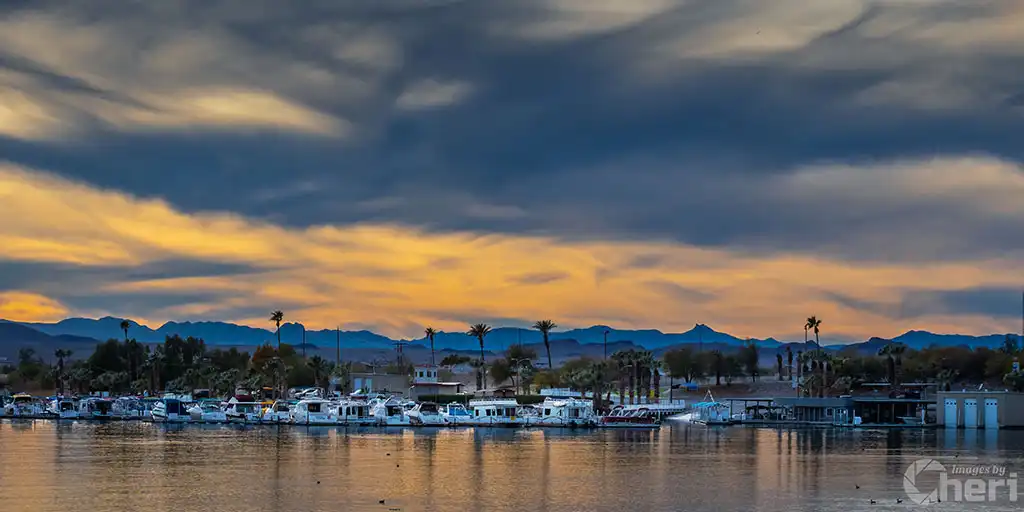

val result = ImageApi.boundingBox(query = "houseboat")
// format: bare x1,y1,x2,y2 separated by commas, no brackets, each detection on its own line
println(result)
371,397,411,426
78,397,116,419
529,397,597,427
467,399,522,426
261,400,295,424
224,396,263,423
599,406,662,428
290,398,334,425
439,402,473,425
151,398,191,423
334,400,375,426
49,397,80,419
405,402,447,426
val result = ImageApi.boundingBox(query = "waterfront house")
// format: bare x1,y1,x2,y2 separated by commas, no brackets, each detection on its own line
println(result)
937,390,1024,429
409,365,463,400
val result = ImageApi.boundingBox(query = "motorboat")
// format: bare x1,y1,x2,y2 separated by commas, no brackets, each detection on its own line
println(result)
333,400,375,426
683,391,736,426
261,400,295,424
188,400,227,423
224,396,263,423
528,397,597,427
49,397,80,419
290,398,335,425
406,402,447,426
599,406,662,428
112,397,145,419
439,402,473,426
78,397,115,419
3,394,46,417
371,397,411,426
152,398,191,423
466,399,523,426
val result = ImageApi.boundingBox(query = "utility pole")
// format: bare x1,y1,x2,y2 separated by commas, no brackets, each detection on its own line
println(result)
393,340,408,367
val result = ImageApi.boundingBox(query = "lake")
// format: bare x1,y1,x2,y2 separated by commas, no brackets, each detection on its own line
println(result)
0,421,1021,511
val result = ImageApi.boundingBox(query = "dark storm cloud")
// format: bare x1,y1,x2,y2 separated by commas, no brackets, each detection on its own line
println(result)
0,260,261,293
900,288,1024,320
509,271,570,285
2,0,1024,263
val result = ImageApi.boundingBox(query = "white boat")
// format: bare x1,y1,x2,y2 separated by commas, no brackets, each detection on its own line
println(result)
371,397,411,426
334,400,375,426
3,394,46,417
112,397,144,419
290,398,335,425
49,397,80,419
188,401,227,423
683,391,736,426
406,402,447,426
466,399,523,426
261,400,295,424
79,397,115,419
152,398,191,423
439,402,473,426
598,406,661,428
528,397,597,427
224,397,263,423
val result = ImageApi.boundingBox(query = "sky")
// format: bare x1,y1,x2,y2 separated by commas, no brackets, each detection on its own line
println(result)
1,0,1023,342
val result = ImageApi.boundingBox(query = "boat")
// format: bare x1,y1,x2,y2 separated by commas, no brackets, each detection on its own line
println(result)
78,397,116,419
529,397,597,427
598,406,662,428
112,397,145,419
439,402,473,425
333,400,375,426
151,398,191,423
3,394,46,417
371,397,411,426
685,391,736,426
261,400,295,424
290,398,335,425
466,399,523,426
224,396,263,423
49,397,80,419
188,400,227,423
406,402,447,426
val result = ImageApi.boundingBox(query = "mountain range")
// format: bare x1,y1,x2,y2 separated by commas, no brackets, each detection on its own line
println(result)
0,317,1020,364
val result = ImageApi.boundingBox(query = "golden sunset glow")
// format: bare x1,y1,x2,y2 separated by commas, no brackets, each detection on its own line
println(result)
1,162,1020,340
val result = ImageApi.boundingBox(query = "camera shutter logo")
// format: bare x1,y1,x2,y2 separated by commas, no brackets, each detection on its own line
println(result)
904,458,946,505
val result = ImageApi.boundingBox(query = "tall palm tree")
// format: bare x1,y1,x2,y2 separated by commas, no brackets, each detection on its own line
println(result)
786,347,793,381
650,359,662,404
54,349,72,395
269,310,284,350
805,316,822,352
612,351,629,405
467,323,492,388
532,320,557,370
424,327,437,366
120,319,131,341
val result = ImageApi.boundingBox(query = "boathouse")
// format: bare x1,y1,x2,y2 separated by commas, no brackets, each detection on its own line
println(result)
936,391,1024,429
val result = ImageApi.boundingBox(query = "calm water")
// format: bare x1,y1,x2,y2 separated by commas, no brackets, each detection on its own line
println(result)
1,421,1021,511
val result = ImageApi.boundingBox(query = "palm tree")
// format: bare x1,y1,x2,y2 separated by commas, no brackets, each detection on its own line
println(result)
467,323,492,388
612,351,629,405
307,355,329,388
711,350,724,386
650,359,662,404
786,347,793,381
532,320,557,370
805,316,822,352
269,310,284,350
120,319,131,341
424,327,437,366
54,349,72,395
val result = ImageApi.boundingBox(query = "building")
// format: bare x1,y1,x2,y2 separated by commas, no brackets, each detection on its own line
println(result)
408,365,463,401
937,391,1024,429
350,372,409,396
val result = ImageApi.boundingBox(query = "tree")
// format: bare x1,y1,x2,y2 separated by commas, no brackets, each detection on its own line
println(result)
269,310,284,350
664,347,702,383
307,355,329,388
1001,335,1020,355
805,316,822,352
776,352,784,381
54,349,72,395
740,341,759,382
711,350,724,386
120,319,131,341
650,359,662,404
467,323,492,388
786,347,793,382
1003,371,1024,392
489,359,513,387
533,320,557,370
424,327,438,366
439,354,471,368
612,351,630,405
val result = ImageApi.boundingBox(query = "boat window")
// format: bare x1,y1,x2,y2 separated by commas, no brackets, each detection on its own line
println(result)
544,408,551,416
308,402,322,413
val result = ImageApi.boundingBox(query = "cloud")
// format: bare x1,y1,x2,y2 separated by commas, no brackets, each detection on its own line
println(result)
509,271,570,285
0,291,68,322
395,79,473,110
1,1,1024,339
900,287,1024,320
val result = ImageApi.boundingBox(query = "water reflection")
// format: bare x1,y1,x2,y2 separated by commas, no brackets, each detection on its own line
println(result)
2,422,1024,512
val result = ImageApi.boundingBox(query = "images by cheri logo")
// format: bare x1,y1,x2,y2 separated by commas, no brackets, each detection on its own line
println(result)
904,458,1020,504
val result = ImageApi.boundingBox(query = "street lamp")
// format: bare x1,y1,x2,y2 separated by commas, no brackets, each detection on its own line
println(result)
510,357,531,394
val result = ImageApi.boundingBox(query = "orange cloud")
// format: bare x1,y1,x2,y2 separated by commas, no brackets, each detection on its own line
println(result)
0,291,69,323
1,162,1021,340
